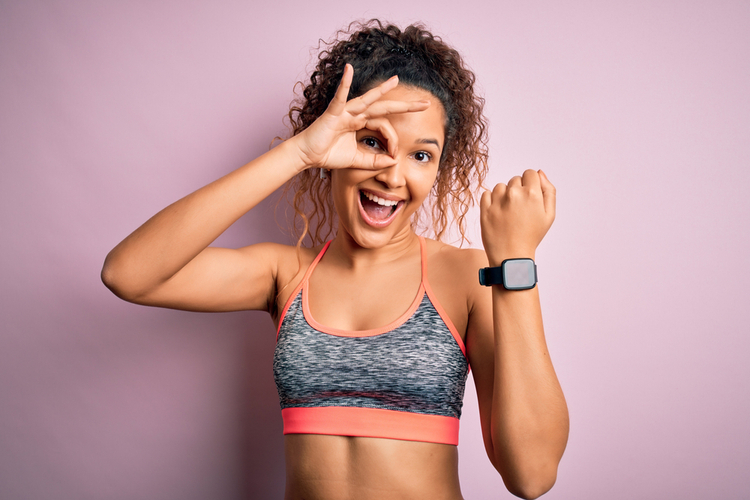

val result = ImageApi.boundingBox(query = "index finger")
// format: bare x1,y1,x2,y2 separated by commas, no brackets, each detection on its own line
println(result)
362,99,430,118
346,75,400,115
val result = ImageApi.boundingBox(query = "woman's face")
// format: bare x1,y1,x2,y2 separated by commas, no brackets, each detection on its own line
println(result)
331,85,446,248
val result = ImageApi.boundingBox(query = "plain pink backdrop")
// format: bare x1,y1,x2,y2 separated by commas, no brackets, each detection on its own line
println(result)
2,1,749,499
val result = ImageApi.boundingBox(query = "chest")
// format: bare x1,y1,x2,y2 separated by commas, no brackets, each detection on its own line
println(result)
305,256,468,338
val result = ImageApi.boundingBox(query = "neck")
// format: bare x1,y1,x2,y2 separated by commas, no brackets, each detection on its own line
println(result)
327,227,421,271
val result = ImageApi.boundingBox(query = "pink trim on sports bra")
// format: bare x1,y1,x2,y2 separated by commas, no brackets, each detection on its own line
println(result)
276,241,331,340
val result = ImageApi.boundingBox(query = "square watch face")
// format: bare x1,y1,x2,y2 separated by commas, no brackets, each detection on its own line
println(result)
503,259,536,290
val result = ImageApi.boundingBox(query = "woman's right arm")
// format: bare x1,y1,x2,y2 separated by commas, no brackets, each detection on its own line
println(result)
101,65,428,313
101,139,309,312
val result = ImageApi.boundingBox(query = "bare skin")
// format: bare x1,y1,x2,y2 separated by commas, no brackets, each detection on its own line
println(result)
283,435,461,500
102,64,568,500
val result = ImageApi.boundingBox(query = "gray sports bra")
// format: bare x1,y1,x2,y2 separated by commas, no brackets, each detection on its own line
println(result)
273,237,469,445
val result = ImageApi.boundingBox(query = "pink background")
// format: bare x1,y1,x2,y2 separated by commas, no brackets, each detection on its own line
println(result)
2,1,749,498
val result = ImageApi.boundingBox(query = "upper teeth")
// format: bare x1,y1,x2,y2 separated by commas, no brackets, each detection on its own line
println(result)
363,191,399,207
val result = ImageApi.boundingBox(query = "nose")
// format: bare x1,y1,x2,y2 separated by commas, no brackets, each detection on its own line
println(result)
374,159,406,189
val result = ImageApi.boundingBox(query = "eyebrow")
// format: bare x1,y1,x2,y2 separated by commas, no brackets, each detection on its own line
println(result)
416,138,441,149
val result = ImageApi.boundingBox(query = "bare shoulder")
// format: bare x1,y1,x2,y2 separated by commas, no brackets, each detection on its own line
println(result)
248,241,324,317
424,238,488,281
236,241,318,280
423,238,489,336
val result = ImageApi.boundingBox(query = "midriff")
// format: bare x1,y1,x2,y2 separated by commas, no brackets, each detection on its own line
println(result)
283,434,464,500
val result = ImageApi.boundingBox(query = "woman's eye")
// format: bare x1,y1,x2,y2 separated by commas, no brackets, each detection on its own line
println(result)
413,151,432,163
362,137,382,150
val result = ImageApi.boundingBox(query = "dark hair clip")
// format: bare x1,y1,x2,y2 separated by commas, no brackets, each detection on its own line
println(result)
390,46,412,57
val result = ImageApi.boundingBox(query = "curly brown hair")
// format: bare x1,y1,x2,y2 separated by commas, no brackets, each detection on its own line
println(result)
283,19,489,246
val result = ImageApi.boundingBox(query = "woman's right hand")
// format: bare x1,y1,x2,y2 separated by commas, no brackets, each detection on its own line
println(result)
292,64,430,171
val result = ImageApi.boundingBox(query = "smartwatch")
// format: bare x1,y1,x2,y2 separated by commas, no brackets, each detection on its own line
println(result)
479,258,537,290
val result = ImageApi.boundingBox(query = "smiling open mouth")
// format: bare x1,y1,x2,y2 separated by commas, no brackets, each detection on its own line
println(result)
358,190,405,227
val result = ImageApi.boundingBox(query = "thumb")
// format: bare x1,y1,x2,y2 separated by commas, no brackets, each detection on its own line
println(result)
357,151,397,170
538,170,556,217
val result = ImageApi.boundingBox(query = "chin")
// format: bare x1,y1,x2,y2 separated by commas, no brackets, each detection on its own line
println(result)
345,220,414,250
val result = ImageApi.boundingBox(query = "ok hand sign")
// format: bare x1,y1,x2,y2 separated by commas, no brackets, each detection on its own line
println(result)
293,64,431,171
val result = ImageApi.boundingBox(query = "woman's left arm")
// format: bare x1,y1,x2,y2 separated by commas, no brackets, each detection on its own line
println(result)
466,169,569,500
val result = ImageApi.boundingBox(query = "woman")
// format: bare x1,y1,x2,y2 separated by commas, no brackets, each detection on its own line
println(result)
102,21,568,500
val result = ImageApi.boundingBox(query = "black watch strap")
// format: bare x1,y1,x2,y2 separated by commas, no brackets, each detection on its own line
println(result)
478,266,504,286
